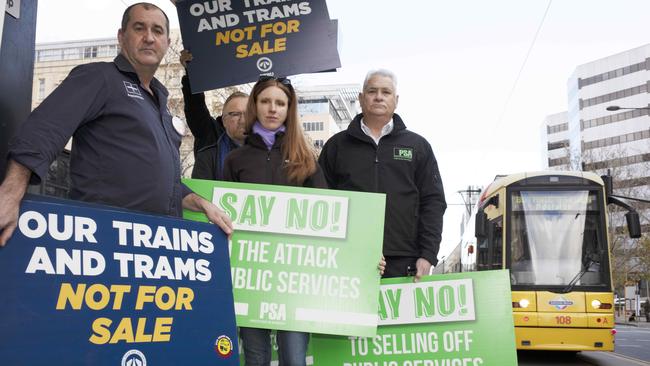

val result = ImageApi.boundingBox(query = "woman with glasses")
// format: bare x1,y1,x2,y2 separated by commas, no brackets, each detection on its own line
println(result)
223,76,326,365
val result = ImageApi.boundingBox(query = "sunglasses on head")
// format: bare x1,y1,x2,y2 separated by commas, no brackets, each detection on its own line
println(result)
258,75,292,87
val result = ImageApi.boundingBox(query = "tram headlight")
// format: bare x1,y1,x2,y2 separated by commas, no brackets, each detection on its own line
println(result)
519,299,530,308
591,299,602,309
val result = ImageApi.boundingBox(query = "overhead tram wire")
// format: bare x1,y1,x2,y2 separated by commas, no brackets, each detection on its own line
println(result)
462,0,552,209
467,0,553,197
493,0,553,134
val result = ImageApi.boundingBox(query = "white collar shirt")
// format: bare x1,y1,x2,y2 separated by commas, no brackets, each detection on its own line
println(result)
360,118,394,145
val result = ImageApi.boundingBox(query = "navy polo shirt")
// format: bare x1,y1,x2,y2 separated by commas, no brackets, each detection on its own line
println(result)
9,54,191,217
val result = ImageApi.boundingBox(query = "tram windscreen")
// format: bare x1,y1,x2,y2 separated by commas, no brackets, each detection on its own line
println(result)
509,190,607,287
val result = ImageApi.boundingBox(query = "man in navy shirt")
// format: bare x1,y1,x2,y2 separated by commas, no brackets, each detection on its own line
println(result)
0,2,233,246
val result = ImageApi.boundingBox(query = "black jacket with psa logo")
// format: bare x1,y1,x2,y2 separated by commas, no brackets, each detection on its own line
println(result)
318,113,447,266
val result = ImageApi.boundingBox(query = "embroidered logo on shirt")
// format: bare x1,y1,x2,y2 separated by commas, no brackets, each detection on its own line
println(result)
393,147,413,161
123,81,143,100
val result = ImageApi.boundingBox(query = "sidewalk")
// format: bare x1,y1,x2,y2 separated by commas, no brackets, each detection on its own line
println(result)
615,315,650,328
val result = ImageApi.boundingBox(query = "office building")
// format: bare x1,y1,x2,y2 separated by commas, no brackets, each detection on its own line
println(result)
540,44,650,306
566,44,650,223
540,111,570,170
543,45,650,223
296,84,361,150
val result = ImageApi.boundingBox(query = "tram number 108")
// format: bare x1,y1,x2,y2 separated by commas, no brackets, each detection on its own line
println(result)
555,315,572,325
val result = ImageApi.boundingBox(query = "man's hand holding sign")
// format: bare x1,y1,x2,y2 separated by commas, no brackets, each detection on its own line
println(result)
183,180,386,338
0,196,239,365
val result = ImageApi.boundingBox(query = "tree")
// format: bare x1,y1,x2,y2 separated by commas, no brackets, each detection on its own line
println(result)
155,30,250,178
571,142,650,295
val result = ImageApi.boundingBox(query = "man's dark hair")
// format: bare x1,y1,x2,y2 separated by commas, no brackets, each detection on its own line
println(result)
121,2,170,36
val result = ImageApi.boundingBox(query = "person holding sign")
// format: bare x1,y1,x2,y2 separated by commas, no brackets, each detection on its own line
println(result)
0,2,233,246
222,76,327,365
319,69,447,280
180,49,223,154
191,90,249,180
179,49,248,157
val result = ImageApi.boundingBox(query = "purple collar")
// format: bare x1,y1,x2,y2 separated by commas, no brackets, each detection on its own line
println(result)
252,121,286,150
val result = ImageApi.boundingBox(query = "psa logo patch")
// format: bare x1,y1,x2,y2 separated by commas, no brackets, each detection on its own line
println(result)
393,147,413,161
215,335,233,358
549,296,573,310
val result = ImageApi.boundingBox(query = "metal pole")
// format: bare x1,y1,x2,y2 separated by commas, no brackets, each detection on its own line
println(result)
636,282,641,317
623,270,627,321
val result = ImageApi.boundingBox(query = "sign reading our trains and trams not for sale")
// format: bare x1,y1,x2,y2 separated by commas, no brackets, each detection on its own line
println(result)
0,195,239,366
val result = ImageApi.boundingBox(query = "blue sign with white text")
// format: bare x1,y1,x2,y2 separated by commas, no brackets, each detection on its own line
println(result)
0,195,239,365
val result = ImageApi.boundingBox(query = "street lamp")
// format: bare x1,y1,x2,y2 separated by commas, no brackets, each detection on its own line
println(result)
605,104,650,318
605,105,650,112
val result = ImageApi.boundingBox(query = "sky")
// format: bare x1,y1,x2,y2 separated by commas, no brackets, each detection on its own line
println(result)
34,0,650,259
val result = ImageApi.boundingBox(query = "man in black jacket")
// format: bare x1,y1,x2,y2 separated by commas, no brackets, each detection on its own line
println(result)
318,69,446,281
192,92,248,180
179,50,248,180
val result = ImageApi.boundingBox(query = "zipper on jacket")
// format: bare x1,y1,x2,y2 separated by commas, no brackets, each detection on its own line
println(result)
266,150,272,182
374,147,380,192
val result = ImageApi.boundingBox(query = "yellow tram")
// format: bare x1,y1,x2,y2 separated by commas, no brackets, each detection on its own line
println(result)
435,171,641,351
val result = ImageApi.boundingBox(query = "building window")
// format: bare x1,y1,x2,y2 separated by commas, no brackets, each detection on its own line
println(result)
578,60,646,89
583,153,650,170
579,84,647,109
582,108,647,131
548,157,570,167
302,122,324,132
547,140,569,151
547,123,568,134
298,98,329,115
84,46,98,59
38,78,46,100
36,49,63,62
63,48,81,60
582,130,650,150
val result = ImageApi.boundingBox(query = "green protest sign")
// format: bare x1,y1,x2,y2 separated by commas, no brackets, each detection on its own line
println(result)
183,179,385,337
311,271,517,365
